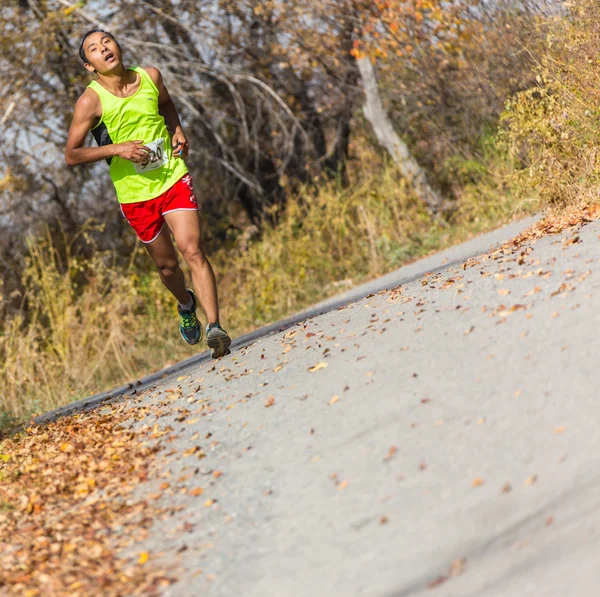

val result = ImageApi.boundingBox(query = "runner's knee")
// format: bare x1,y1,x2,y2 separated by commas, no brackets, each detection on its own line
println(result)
157,258,180,278
180,244,206,266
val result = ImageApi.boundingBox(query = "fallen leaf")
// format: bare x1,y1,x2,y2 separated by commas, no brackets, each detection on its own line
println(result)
308,362,328,373
384,446,398,461
525,286,542,296
510,304,527,312
551,283,573,297
451,558,466,577
204,499,215,507
337,480,348,491
501,482,512,494
264,396,275,407
138,552,149,565
553,426,566,434
524,475,538,486
190,488,204,497
328,395,340,405
428,575,448,589
471,477,485,487
498,288,511,296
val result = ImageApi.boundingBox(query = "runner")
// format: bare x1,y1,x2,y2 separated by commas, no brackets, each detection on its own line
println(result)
65,29,231,358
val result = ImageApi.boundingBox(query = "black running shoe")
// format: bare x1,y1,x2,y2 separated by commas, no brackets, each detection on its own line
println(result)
178,289,202,345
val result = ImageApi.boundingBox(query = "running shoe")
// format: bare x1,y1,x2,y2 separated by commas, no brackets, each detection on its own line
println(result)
178,289,202,345
206,323,232,358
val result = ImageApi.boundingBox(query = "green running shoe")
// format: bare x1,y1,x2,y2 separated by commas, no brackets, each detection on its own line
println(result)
206,322,232,358
178,289,202,345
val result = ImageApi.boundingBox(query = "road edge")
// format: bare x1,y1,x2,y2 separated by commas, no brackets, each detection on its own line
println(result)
29,215,539,428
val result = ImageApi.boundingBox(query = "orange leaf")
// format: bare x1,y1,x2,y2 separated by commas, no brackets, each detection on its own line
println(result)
384,445,398,461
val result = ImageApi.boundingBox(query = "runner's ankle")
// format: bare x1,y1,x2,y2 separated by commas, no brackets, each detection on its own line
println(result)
178,292,194,312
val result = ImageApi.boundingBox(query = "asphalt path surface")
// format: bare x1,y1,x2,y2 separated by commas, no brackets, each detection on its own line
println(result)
35,217,537,426
105,215,600,597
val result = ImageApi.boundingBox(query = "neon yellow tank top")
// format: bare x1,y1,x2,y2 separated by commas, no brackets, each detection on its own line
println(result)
88,67,188,204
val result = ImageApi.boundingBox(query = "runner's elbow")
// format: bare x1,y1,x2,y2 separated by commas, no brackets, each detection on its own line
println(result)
64,149,78,167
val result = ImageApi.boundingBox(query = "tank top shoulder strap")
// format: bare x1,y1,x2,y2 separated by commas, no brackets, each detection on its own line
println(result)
133,66,159,94
87,80,109,129
87,79,108,99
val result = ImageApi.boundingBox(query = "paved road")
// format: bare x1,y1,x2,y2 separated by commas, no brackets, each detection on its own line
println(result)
35,217,537,426
118,216,600,597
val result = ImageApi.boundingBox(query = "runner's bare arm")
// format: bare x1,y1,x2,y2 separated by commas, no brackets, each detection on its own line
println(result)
64,89,149,166
144,67,188,158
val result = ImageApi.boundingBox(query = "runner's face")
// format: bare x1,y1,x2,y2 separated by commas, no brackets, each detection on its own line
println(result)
83,33,122,74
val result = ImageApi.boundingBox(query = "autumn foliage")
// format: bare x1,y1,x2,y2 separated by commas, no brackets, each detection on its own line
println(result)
0,404,173,595
501,0,600,207
0,0,552,430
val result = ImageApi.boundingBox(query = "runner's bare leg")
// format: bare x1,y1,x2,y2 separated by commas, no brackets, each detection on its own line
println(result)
164,209,219,324
144,227,191,306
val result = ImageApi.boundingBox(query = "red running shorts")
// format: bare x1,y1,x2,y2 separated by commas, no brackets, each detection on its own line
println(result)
120,174,199,243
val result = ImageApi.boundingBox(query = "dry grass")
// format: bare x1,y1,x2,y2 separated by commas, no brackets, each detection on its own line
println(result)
500,0,600,208
0,161,532,432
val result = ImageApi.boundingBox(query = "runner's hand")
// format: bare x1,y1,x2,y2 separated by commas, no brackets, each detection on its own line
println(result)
115,141,150,163
172,131,189,158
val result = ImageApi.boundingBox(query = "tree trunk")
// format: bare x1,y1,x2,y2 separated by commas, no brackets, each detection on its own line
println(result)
357,57,444,213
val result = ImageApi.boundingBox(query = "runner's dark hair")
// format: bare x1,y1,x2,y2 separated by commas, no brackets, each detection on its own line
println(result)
78,29,119,63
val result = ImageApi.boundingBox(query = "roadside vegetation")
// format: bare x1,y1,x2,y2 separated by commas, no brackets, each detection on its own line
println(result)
1,152,535,430
1,0,589,431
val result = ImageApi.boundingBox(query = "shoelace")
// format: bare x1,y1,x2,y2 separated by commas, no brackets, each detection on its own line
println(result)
180,312,197,329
